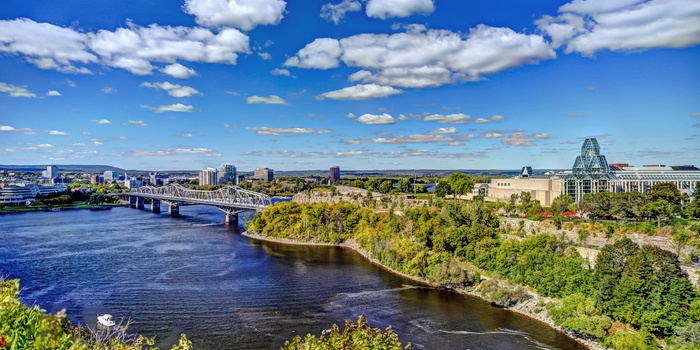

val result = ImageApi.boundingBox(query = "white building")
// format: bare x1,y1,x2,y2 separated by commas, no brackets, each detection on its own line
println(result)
199,167,218,185
104,171,119,183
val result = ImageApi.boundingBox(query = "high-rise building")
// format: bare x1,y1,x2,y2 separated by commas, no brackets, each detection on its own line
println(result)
199,167,218,185
104,171,119,183
330,166,340,183
217,164,237,185
45,165,58,179
253,168,274,182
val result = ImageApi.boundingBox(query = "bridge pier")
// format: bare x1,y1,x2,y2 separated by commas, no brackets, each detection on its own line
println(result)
129,195,136,208
225,212,239,227
168,203,179,216
136,197,144,210
151,199,161,213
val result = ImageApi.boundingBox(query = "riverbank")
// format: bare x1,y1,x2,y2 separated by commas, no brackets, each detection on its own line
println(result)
241,230,605,350
0,203,126,215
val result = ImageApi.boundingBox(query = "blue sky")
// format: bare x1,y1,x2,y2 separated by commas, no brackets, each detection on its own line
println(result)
1,0,699,171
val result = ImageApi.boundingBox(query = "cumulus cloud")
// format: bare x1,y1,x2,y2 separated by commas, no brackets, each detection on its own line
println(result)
423,113,471,124
426,127,458,134
126,120,148,127
286,25,555,87
316,84,403,100
46,90,62,96
90,119,111,124
246,95,288,105
0,18,250,75
348,134,455,144
161,63,197,79
0,83,37,97
258,52,271,60
140,81,201,98
537,0,700,56
321,0,362,24
140,103,195,113
183,0,287,30
48,130,70,135
356,113,397,125
101,87,114,94
245,126,331,136
365,0,435,19
283,38,341,69
271,68,291,76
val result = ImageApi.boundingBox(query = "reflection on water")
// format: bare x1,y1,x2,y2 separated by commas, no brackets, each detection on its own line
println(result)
0,206,585,349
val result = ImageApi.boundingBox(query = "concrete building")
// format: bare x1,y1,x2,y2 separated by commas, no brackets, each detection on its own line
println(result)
124,174,143,189
199,167,218,186
149,172,169,186
0,183,68,204
253,168,274,182
44,165,58,182
217,164,237,185
330,166,340,183
90,175,104,184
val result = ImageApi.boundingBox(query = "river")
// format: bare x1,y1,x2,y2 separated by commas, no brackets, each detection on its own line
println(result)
0,205,585,349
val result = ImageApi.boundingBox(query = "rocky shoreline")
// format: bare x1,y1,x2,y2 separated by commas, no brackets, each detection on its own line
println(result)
240,230,605,350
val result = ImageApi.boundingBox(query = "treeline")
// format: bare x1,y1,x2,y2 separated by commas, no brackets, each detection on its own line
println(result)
246,200,700,349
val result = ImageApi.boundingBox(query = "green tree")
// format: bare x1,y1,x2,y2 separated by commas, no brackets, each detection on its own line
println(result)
434,180,451,198
641,199,673,228
551,194,575,214
397,178,411,193
448,172,474,199
379,180,394,194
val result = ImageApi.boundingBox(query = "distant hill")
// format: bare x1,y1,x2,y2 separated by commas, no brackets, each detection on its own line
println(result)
0,164,125,173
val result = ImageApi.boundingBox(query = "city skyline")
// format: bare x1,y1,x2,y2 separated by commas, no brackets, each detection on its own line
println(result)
1,0,699,171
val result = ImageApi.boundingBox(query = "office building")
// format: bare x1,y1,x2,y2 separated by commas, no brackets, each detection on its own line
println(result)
217,164,237,185
104,171,119,183
253,168,274,182
199,167,218,186
330,166,340,183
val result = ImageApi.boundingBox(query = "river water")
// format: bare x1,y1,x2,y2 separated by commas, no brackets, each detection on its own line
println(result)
0,206,585,350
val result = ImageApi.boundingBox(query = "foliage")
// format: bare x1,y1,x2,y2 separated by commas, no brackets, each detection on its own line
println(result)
477,279,528,308
448,172,474,199
551,195,575,214
546,293,613,338
281,315,411,350
0,278,191,350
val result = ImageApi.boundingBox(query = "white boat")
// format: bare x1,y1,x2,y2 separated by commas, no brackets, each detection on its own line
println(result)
97,314,116,327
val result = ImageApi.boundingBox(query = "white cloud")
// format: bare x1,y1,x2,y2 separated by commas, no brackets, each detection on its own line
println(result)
140,103,195,113
348,134,455,144
0,125,15,131
501,133,549,146
0,19,250,75
183,0,287,31
321,0,362,24
101,87,114,94
423,113,471,124
0,83,37,97
426,127,457,134
224,90,240,96
126,120,149,127
140,81,201,98
176,148,215,154
286,25,555,87
0,18,97,74
490,115,505,120
474,118,489,123
245,126,331,136
316,84,403,100
482,132,503,138
365,0,435,19
537,0,700,56
258,52,272,60
48,130,70,135
37,143,54,148
161,63,197,79
356,113,397,125
246,95,288,105
66,80,76,87
175,133,193,137
46,90,62,96
90,119,111,124
283,38,341,69
271,68,291,76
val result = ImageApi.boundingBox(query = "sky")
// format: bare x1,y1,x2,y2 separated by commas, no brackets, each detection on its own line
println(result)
0,0,699,171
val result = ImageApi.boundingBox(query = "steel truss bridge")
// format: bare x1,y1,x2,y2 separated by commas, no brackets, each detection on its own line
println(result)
126,184,272,224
